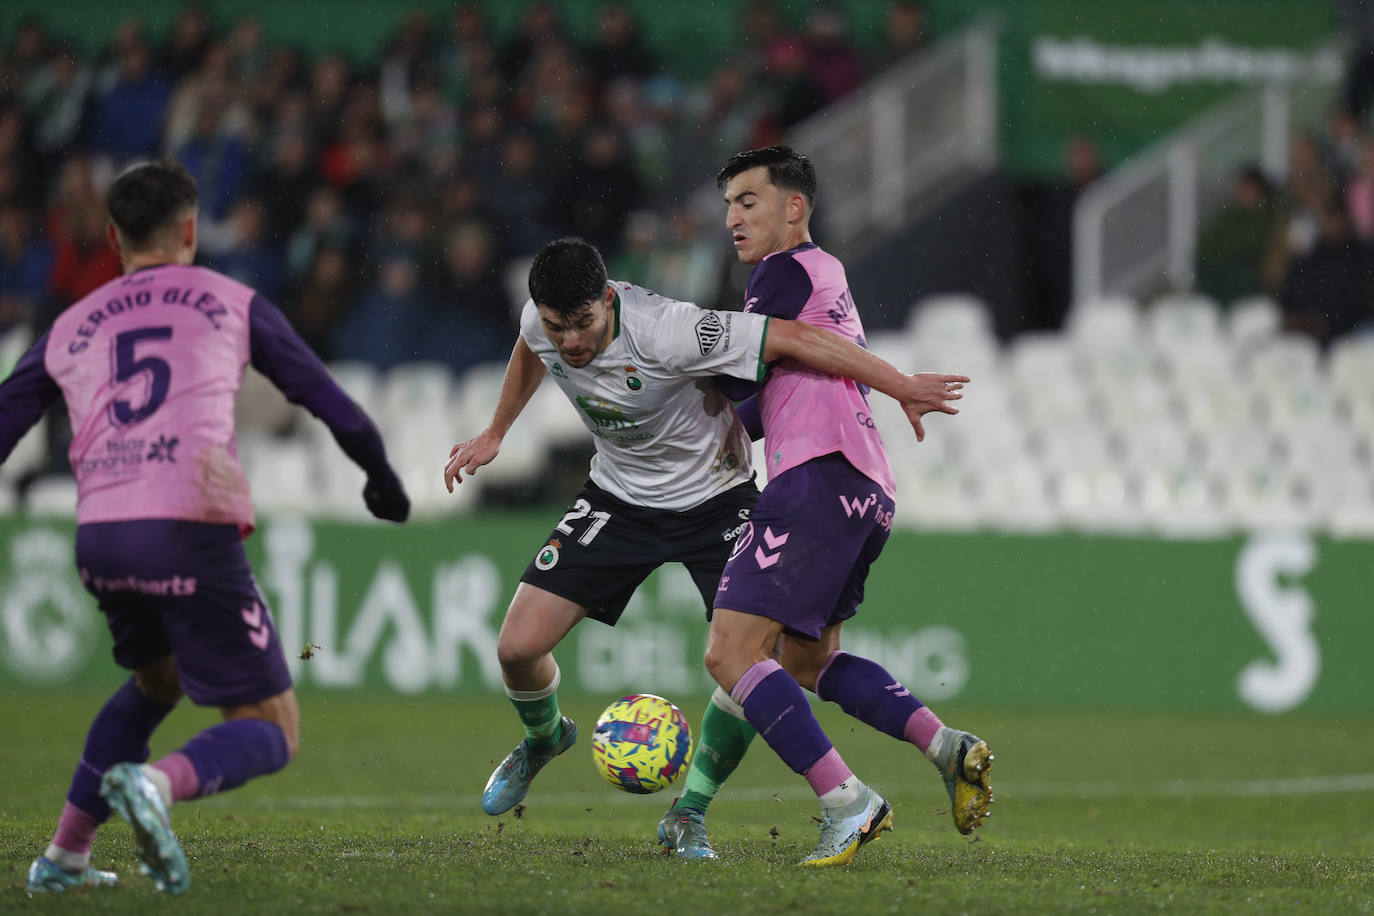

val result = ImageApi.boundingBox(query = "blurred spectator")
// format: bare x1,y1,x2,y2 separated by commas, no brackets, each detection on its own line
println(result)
250,131,316,245
1280,199,1374,345
160,4,215,81
438,2,493,102
0,1,897,380
873,0,928,71
45,155,121,306
486,130,554,257
646,206,720,306
424,219,514,372
228,16,270,87
287,186,355,277
332,249,427,370
1262,133,1338,294
21,45,91,162
1347,137,1374,241
1022,134,1102,329
284,244,355,360
206,197,286,301
174,81,252,225
0,201,53,329
758,36,825,137
588,4,656,89
547,123,641,257
164,41,255,154
88,29,172,163
5,16,51,94
1340,0,1374,119
739,0,800,74
500,3,568,85
379,11,437,133
802,4,865,105
1196,165,1279,306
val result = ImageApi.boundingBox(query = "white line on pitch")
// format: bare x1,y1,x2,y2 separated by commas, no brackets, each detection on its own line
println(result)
205,772,1374,812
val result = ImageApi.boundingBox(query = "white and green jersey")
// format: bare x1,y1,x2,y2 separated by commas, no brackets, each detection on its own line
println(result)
519,281,770,510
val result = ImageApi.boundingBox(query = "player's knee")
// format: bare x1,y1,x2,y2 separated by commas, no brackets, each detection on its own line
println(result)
133,663,184,705
785,658,821,693
279,720,300,761
496,634,544,676
702,644,741,692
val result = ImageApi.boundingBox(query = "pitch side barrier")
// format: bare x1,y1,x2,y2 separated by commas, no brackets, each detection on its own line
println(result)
0,517,1366,714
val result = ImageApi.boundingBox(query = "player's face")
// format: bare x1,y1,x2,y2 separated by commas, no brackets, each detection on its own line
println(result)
537,287,615,368
723,166,806,265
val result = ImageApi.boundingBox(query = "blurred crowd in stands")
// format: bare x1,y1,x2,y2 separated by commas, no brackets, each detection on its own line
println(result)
1193,4,1374,347
0,0,928,375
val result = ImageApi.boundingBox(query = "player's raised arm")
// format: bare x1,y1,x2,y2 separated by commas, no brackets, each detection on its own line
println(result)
247,294,409,522
0,332,62,463
762,318,969,442
444,335,546,491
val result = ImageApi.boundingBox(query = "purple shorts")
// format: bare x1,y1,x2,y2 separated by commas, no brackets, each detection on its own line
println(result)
715,453,894,639
75,520,292,707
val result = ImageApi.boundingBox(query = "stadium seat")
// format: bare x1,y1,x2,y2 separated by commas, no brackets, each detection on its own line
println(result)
1145,292,1222,346
1065,295,1141,348
324,361,382,417
23,475,78,518
380,361,455,422
1226,295,1281,351
906,294,994,348
236,365,297,434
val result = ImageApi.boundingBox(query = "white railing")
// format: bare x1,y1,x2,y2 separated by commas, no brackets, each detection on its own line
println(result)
688,18,999,253
1072,46,1342,305
789,18,999,244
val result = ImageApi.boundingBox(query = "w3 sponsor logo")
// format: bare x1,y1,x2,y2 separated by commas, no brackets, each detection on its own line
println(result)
839,493,894,531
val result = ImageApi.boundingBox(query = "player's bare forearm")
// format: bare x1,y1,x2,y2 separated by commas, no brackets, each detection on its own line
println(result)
765,319,968,407
444,338,546,491
486,337,548,438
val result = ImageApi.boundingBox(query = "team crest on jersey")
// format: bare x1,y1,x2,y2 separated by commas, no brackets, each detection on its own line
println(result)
535,541,561,570
695,312,725,355
625,366,643,391
551,362,568,378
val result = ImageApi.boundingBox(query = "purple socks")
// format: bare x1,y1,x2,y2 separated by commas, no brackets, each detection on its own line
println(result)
731,659,853,797
155,718,292,801
65,678,177,823
52,678,176,857
815,650,943,752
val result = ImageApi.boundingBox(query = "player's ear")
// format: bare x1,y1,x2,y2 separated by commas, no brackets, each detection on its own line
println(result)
181,210,198,252
105,222,122,259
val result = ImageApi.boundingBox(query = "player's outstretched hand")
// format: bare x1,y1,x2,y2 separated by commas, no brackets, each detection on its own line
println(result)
364,473,410,522
898,372,969,442
444,429,501,492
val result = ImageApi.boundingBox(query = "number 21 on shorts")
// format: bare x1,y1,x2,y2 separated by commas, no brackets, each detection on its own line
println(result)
556,498,611,546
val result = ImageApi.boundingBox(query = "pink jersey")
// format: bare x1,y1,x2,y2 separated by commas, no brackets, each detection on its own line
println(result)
43,265,256,533
743,243,895,498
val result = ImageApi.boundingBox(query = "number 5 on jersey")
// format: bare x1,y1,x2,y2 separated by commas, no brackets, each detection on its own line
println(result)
109,326,173,427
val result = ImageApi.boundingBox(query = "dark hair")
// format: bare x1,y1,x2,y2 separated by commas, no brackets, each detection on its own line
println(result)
528,237,608,315
106,160,199,247
716,145,817,208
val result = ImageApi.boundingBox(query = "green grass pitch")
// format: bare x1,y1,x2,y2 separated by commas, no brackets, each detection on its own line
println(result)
2,689,1372,914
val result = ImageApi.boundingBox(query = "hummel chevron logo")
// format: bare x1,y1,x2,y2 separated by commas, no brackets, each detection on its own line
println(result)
242,601,271,650
754,526,789,568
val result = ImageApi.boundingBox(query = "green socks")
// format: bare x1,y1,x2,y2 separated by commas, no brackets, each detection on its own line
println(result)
506,664,563,747
675,687,757,812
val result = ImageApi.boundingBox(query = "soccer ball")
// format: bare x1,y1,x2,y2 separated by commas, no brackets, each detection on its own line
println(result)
591,693,694,794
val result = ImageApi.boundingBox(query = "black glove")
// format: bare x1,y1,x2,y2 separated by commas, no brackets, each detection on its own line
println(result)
363,472,410,522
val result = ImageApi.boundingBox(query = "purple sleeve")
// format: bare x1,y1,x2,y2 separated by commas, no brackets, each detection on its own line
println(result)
733,395,763,441
248,295,397,483
745,254,813,321
0,331,61,464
